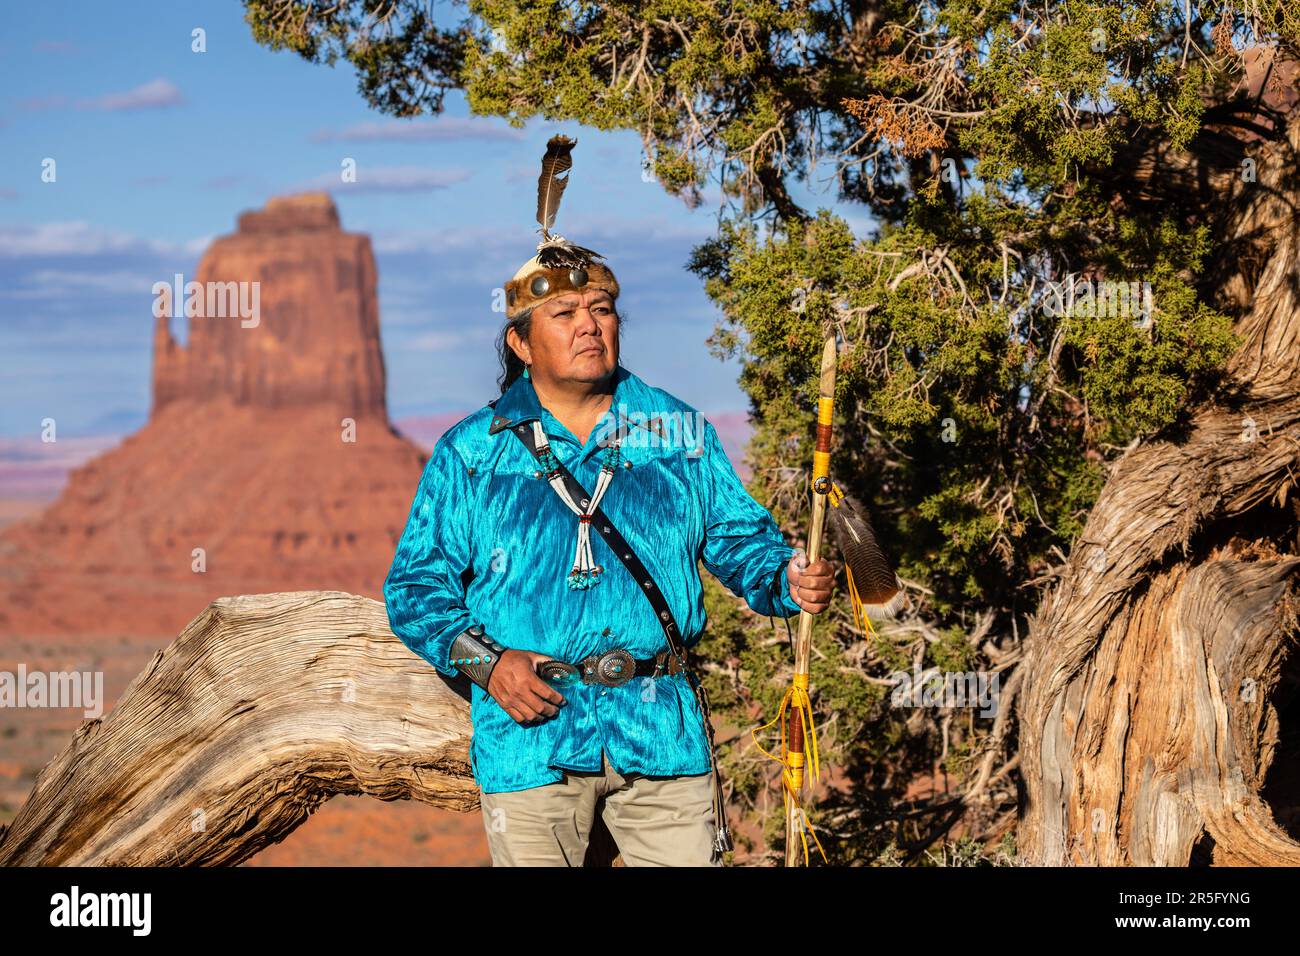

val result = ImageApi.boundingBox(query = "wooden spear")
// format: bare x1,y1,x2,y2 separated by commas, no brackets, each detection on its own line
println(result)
784,335,838,866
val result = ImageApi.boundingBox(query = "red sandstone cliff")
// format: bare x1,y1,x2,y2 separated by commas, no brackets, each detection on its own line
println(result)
0,193,429,638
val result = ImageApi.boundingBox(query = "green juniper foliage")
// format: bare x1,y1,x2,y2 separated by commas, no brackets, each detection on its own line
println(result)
244,0,1295,863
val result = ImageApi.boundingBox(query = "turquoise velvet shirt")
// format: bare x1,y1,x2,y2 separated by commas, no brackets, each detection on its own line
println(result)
383,363,802,794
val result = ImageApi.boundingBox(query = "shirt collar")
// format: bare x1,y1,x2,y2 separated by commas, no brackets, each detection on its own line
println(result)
488,362,638,438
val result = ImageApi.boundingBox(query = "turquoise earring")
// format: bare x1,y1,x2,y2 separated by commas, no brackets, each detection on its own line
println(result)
523,365,531,379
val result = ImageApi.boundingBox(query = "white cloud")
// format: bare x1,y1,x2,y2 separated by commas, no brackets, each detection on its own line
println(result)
406,330,470,351
293,166,474,193
0,221,207,258
76,78,184,112
370,213,714,257
0,222,139,256
0,269,156,298
403,326,499,352
309,117,526,144
371,224,514,255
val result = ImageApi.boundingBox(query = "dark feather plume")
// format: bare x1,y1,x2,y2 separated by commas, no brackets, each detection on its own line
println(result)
826,491,902,608
530,135,608,267
536,134,576,240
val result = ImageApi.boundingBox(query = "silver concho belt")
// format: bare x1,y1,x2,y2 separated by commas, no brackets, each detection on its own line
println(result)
538,648,676,687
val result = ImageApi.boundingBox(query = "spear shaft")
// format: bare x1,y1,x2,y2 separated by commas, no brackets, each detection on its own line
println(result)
784,334,838,866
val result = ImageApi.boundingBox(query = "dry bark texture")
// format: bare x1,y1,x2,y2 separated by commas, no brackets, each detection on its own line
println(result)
0,591,475,865
0,590,624,866
1017,109,1300,865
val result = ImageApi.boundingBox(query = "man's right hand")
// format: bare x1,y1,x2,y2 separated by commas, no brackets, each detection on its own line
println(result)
486,649,567,725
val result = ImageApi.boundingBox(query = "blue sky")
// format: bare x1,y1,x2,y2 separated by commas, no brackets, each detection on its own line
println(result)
0,0,869,438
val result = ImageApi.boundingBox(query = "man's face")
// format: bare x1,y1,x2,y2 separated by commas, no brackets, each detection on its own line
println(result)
514,287,619,385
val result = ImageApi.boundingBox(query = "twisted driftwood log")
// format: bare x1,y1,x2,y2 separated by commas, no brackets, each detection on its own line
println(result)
0,591,621,866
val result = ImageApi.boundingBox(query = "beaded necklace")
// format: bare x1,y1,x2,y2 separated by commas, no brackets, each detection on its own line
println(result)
531,419,624,589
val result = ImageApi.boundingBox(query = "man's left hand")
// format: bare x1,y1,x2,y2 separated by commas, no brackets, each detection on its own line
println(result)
787,550,839,614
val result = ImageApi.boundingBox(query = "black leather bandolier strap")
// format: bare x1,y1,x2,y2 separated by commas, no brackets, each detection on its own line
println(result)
508,419,689,662
506,417,735,857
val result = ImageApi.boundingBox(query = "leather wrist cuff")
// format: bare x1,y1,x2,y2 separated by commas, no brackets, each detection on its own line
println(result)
448,624,507,691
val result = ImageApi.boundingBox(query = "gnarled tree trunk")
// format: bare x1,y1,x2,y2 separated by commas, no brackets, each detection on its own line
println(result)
0,591,622,866
1017,106,1300,865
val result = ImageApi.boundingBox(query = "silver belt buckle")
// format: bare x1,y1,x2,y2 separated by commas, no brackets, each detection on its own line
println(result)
587,648,635,687
538,659,581,684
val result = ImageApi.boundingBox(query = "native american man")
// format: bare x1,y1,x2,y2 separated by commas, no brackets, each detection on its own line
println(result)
384,136,836,866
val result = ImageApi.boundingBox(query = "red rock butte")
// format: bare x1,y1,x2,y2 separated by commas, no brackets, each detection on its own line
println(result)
152,193,388,417
0,193,431,638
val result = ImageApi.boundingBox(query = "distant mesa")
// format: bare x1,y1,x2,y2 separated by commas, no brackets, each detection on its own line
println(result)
0,194,433,639
152,191,388,418
238,192,342,233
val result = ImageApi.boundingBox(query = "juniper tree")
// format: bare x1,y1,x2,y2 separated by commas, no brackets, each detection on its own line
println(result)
245,0,1300,864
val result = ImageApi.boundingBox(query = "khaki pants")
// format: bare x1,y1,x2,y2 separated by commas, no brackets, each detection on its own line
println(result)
478,749,722,866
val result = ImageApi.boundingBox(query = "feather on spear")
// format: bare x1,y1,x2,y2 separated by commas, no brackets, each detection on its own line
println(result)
825,484,905,630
